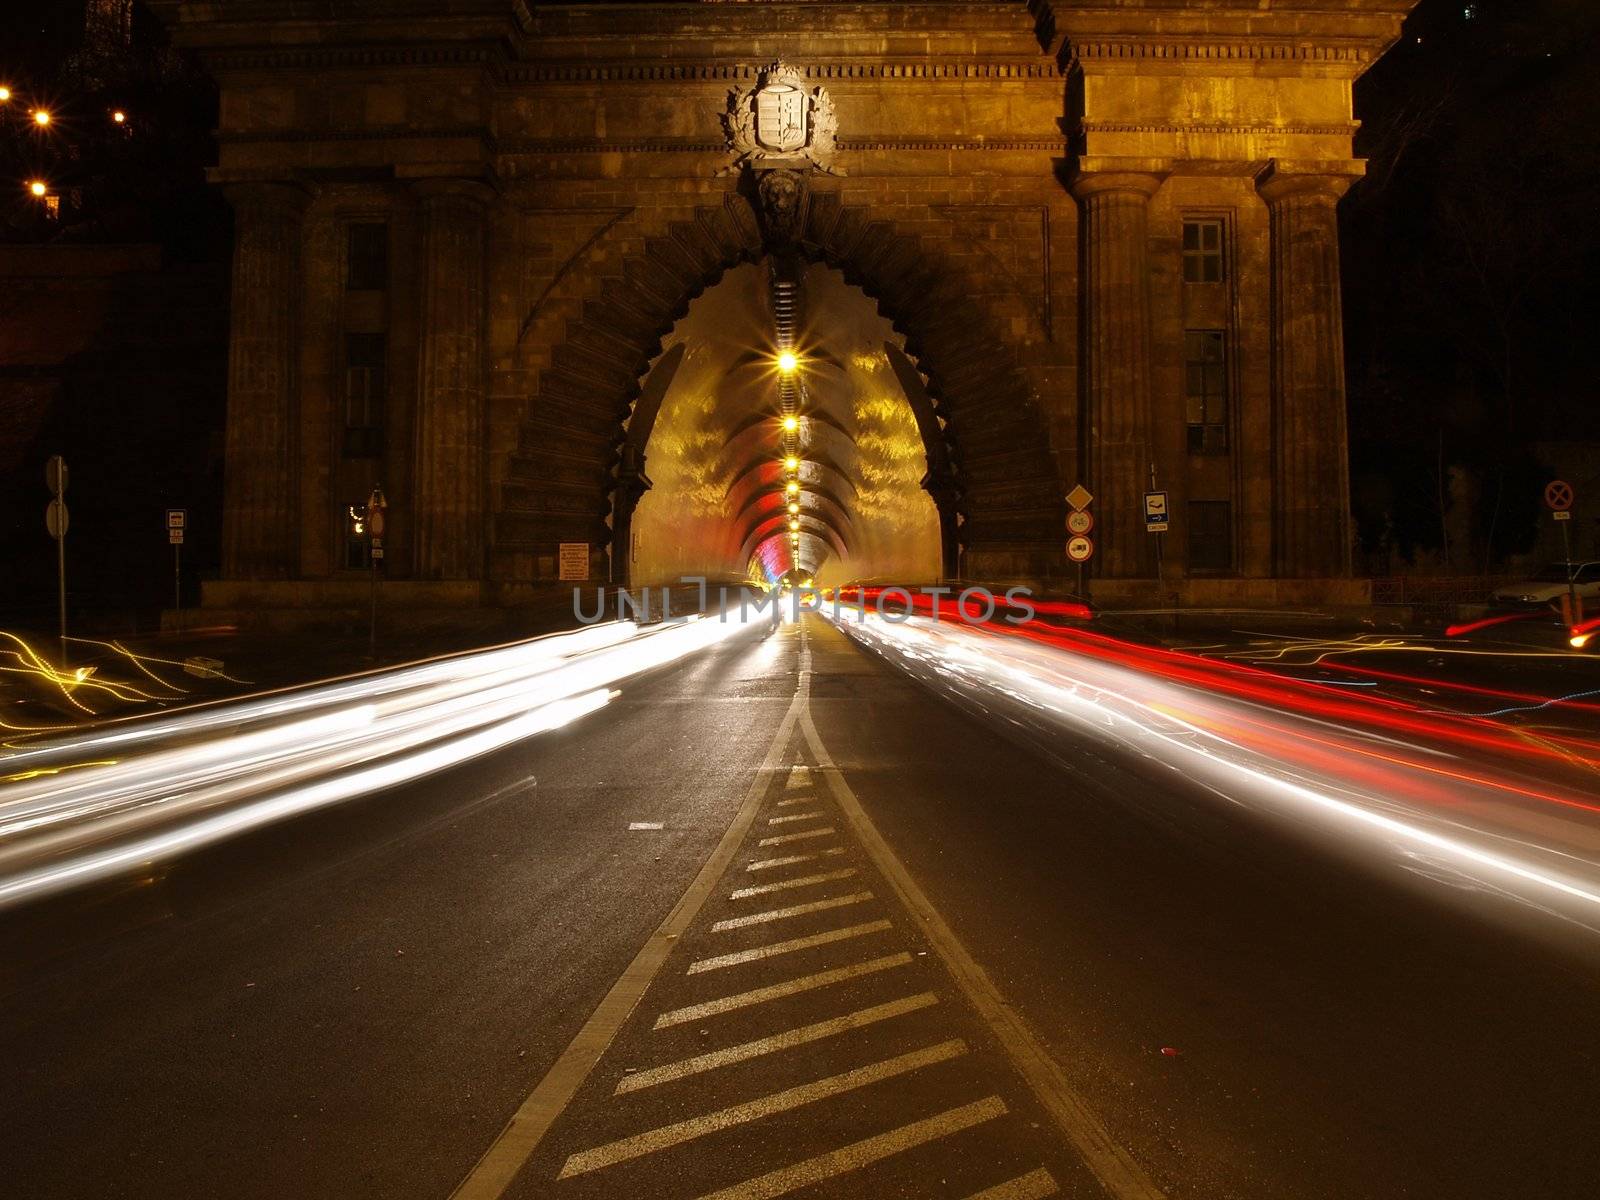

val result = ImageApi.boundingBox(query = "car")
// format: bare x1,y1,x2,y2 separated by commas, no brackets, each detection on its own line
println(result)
1489,561,1600,608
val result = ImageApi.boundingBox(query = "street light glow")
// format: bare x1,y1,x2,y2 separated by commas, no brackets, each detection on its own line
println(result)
788,502,799,514
785,481,799,495
781,414,799,433
33,108,51,126
29,180,47,197
777,351,798,374
0,86,12,103
112,110,127,124
784,456,799,472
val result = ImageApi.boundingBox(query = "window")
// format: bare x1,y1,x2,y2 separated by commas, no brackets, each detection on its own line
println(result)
343,333,385,459
1187,500,1233,573
1185,330,1229,455
343,503,371,570
345,222,388,290
1182,220,1224,284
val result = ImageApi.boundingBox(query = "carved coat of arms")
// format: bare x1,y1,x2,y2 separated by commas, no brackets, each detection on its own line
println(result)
722,62,840,175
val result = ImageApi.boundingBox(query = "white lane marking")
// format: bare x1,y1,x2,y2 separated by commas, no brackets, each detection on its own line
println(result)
686,919,891,974
693,1095,1009,1200
798,699,1167,1200
710,891,873,931
616,993,938,1094
758,826,836,847
729,867,856,900
767,811,823,824
653,953,912,1029
559,1040,967,1178
786,766,811,789
745,846,846,871
447,656,809,1200
775,796,818,807
964,1168,1060,1199
628,822,664,830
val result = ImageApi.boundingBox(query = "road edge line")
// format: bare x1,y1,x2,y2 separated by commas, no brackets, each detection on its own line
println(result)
448,644,811,1200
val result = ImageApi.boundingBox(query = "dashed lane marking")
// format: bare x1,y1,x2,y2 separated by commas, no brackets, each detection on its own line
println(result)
727,867,857,900
651,952,913,1029
709,891,873,932
690,1096,1010,1200
744,847,843,872
559,1040,968,1179
964,1166,1061,1199
684,919,892,974
613,992,938,1095
756,826,836,847
628,822,664,831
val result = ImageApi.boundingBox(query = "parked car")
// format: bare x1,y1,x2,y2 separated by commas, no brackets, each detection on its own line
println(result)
1489,562,1600,608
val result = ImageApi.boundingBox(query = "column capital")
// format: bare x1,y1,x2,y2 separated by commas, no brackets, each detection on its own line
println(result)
1069,156,1170,202
1255,159,1365,205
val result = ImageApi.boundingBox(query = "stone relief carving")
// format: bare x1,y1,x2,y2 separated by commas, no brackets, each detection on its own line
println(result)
722,62,840,175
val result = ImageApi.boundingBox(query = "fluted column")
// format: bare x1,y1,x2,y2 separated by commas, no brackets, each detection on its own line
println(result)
1258,162,1361,578
1072,166,1165,577
412,179,491,580
221,183,308,579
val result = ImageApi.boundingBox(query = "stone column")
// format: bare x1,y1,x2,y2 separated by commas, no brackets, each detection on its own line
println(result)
1257,161,1362,578
412,179,491,580
1072,165,1165,578
221,183,309,579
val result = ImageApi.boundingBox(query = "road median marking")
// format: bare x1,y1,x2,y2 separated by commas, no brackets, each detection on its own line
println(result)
616,993,938,1095
797,681,1167,1200
559,1039,968,1178
729,867,857,900
964,1167,1060,1199
711,891,873,932
757,826,836,847
653,952,913,1029
691,1095,1009,1200
686,919,891,974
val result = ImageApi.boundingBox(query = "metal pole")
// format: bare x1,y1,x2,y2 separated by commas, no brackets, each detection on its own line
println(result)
58,523,66,663
174,542,182,627
1562,519,1577,624
369,555,378,659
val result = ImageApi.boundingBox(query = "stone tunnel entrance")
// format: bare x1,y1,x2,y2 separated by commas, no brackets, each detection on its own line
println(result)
622,259,944,591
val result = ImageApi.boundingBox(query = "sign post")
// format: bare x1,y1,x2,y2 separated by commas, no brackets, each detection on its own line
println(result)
1066,485,1094,600
1545,480,1578,624
1144,468,1169,589
367,486,388,659
45,455,68,662
167,509,187,626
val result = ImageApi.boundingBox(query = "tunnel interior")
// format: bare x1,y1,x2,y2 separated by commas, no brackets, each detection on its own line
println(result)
624,259,944,589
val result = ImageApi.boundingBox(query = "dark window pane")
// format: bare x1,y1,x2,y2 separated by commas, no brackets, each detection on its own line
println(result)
343,333,385,458
346,223,388,290
1181,220,1224,285
1184,330,1229,454
343,504,371,569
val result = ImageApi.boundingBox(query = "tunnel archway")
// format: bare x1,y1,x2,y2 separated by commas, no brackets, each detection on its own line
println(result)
624,260,939,587
499,190,1065,585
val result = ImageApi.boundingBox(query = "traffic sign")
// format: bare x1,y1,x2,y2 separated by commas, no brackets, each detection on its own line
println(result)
1066,510,1094,536
1144,491,1170,533
166,508,187,530
46,498,68,539
1066,535,1094,563
1545,480,1575,512
1554,511,1572,522
1066,484,1093,512
45,455,68,496
168,528,184,544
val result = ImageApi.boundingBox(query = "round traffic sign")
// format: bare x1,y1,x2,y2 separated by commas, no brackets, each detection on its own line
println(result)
45,498,69,539
1066,535,1094,563
369,509,386,538
1066,510,1094,536
1545,480,1575,512
44,455,68,496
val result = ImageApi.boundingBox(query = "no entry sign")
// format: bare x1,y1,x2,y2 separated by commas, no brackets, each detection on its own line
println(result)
1544,480,1575,512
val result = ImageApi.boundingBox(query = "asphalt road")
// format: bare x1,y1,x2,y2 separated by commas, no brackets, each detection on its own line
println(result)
4,616,1599,1199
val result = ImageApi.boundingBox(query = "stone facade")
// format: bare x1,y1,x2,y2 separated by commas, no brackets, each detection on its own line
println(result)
150,0,1417,606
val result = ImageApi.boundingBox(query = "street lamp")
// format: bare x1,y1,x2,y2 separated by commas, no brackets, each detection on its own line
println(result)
781,414,799,433
28,180,47,197
777,351,798,375
32,109,51,127
785,481,799,495
0,86,12,103
784,456,799,472
111,110,126,124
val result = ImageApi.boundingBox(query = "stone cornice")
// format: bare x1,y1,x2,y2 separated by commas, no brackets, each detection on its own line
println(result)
505,61,1062,84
